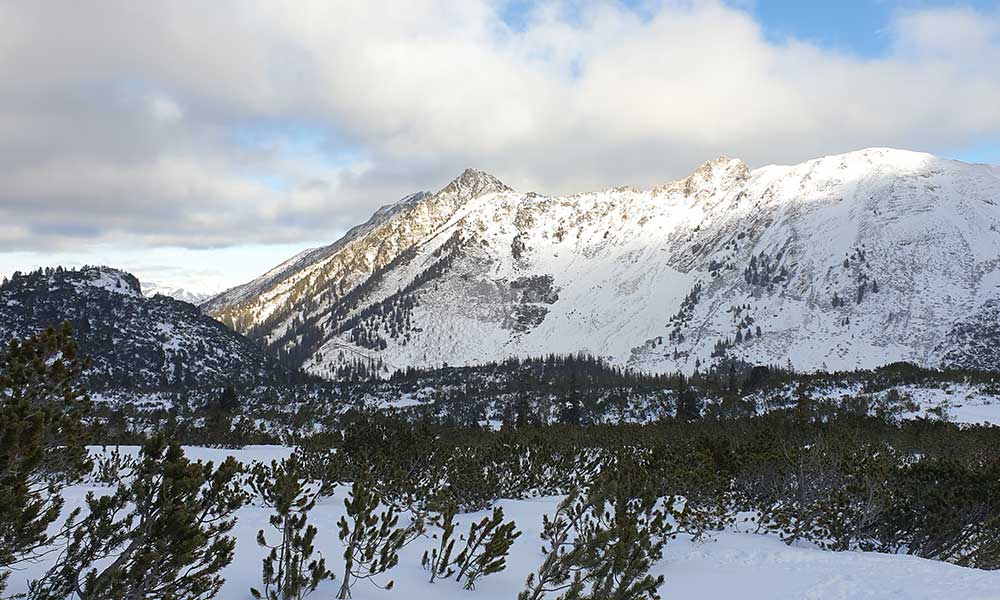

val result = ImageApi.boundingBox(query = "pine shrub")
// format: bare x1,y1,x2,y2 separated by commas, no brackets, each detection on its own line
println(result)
0,324,91,595
453,505,521,590
33,436,244,600
249,454,334,600
336,478,422,599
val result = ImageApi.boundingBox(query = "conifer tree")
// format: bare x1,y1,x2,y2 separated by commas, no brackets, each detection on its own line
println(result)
453,506,521,590
674,375,700,421
32,436,244,600
521,468,671,600
519,490,589,600
0,324,91,595
575,457,670,600
336,478,421,599
218,386,239,413
249,454,334,600
514,395,535,429
421,500,459,583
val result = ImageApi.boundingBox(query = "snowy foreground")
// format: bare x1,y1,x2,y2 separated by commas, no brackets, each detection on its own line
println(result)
11,446,1000,600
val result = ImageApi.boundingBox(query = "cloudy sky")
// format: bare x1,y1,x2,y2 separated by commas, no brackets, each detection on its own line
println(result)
2,0,999,293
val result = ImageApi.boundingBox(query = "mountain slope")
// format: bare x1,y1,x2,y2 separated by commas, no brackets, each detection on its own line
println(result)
0,266,284,388
202,191,434,318
206,149,1000,377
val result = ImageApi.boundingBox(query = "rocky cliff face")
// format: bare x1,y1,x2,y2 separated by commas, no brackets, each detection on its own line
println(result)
206,149,1000,377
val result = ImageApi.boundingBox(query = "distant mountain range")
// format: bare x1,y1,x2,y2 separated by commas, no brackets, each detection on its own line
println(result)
0,266,285,388
199,148,1000,378
141,281,216,305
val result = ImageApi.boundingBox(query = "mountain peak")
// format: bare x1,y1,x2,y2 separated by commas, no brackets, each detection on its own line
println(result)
141,281,215,305
203,146,1000,378
693,155,748,177
440,168,512,198
76,266,142,297
676,156,750,196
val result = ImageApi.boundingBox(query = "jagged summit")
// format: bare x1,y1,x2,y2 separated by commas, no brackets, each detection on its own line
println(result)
683,156,751,193
695,155,742,170
440,168,512,198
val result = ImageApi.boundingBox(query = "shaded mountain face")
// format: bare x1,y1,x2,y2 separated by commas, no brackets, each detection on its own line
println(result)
205,149,1000,378
0,266,284,389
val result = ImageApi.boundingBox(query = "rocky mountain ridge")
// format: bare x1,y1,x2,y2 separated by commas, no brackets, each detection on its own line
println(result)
205,149,1000,378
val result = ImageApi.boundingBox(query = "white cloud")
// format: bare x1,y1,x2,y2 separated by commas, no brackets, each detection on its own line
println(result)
0,0,999,254
146,94,183,124
891,5,1000,60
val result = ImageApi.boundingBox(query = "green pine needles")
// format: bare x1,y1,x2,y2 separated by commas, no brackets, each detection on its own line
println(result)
519,457,673,600
335,477,423,599
33,435,244,600
250,454,335,600
421,499,521,590
453,505,521,590
0,324,91,595
519,490,590,600
421,500,459,582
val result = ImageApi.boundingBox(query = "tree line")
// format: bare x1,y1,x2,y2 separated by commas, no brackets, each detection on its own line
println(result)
4,326,1000,600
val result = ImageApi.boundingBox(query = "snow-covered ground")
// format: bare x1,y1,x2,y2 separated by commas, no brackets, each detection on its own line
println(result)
801,382,1000,426
8,446,1000,600
894,384,1000,425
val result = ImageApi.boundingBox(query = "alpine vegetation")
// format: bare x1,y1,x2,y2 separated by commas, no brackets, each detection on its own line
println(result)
32,437,244,600
335,477,422,599
249,455,334,600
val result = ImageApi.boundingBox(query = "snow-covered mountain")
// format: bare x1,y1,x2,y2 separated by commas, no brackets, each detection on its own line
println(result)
205,148,1000,378
0,266,285,388
142,281,215,305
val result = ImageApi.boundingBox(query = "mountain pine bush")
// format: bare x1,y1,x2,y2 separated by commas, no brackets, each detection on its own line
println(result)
0,324,91,595
336,477,423,599
249,454,334,600
32,435,244,600
452,505,521,590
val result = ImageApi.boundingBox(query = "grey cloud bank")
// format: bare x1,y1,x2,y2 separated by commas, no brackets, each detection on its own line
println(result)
0,0,998,254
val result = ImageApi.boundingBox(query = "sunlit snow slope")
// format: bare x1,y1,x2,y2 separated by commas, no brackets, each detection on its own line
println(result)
206,149,1000,377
